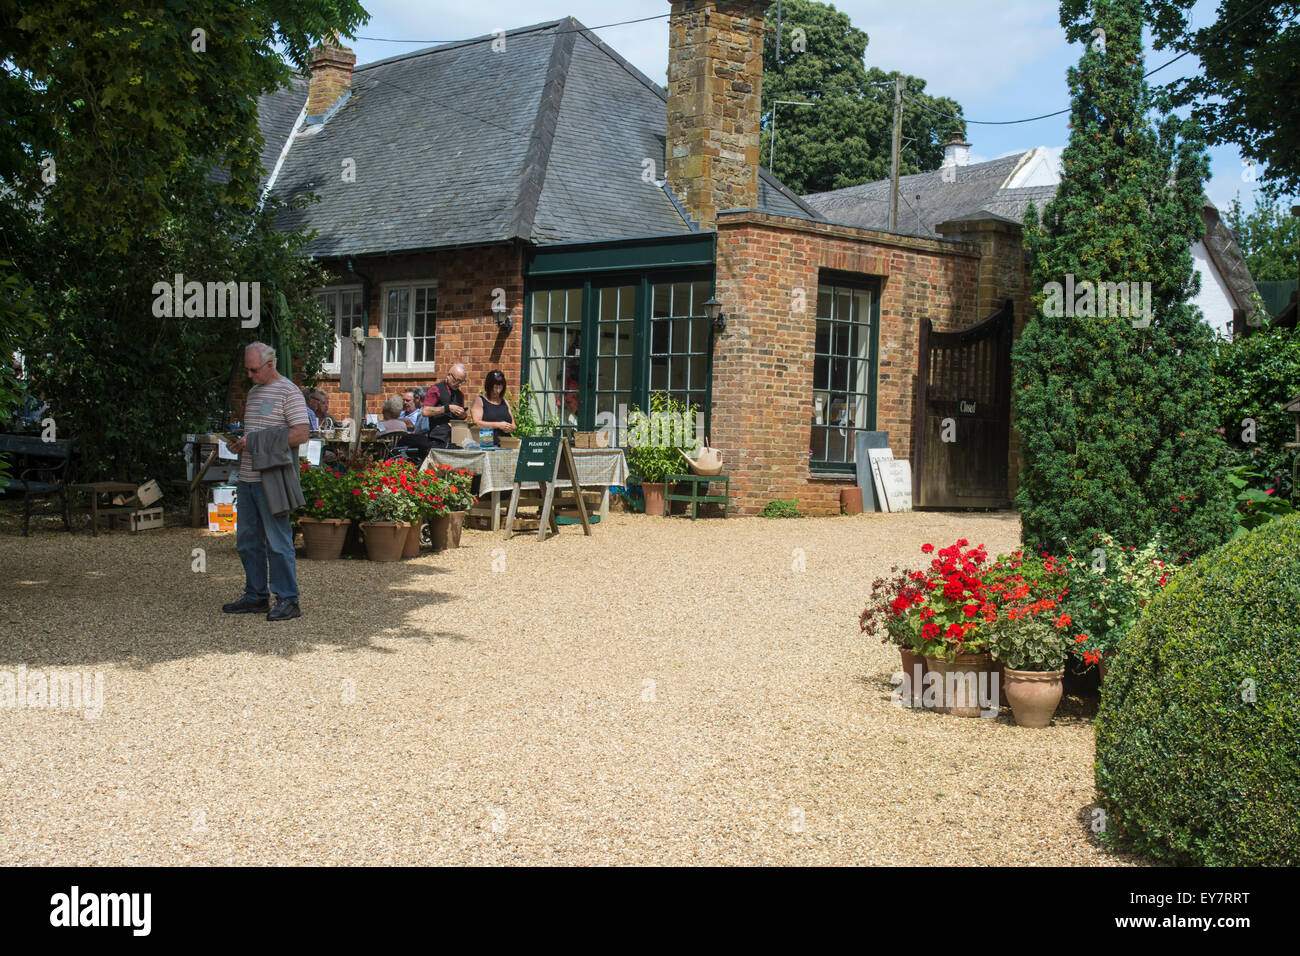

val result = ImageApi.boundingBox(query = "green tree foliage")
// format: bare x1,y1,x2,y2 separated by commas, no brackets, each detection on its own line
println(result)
1062,0,1300,197
1094,514,1300,865
1223,196,1300,283
1013,0,1236,559
1209,325,1300,495
761,0,965,194
0,0,367,482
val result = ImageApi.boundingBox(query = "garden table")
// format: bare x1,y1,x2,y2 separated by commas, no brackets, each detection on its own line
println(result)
422,447,628,530
70,482,139,536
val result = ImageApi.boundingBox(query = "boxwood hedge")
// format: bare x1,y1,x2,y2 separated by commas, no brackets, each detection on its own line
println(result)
1094,513,1300,865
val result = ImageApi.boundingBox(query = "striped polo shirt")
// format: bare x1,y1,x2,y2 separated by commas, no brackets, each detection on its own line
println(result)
238,375,310,483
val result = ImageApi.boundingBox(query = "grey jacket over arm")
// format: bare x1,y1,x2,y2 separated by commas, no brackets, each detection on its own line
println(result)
245,426,306,516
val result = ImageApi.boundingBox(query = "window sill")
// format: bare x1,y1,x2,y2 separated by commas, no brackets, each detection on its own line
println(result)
809,471,857,481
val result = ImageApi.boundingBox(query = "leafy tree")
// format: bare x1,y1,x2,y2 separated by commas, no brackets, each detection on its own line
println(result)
1013,0,1236,559
761,0,965,194
1062,0,1300,197
0,0,367,482
1210,326,1300,496
1223,196,1300,283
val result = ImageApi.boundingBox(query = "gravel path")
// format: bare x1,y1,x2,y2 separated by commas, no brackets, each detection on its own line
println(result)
0,509,1136,865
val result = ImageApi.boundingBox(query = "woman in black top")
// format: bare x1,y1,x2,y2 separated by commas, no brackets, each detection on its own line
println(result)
471,369,515,445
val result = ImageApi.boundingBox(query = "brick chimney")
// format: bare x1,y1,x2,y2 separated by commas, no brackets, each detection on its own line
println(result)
942,133,972,168
306,34,356,120
666,0,773,231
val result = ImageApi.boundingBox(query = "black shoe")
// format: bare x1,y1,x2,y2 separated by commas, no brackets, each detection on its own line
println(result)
267,599,301,622
223,596,269,614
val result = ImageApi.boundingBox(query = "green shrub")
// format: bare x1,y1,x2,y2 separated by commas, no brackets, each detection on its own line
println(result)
760,499,800,518
1094,513,1300,865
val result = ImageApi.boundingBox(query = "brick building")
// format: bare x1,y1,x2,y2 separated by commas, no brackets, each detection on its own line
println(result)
257,1,1037,514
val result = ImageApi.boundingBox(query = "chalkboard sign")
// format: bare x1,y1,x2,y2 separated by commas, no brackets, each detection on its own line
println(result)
514,436,561,483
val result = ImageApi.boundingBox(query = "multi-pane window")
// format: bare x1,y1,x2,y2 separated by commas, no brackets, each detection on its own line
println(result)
650,279,710,416
812,281,876,470
595,285,636,444
528,287,583,427
383,282,437,370
317,287,365,370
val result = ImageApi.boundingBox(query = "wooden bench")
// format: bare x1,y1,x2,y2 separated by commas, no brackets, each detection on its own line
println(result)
0,433,74,536
664,472,730,519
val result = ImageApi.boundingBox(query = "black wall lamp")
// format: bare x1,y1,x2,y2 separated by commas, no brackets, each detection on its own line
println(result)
703,295,726,333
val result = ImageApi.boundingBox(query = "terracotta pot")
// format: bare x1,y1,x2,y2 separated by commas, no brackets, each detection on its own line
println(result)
930,652,993,718
402,520,423,559
1003,668,1065,728
840,487,864,515
447,510,466,548
899,647,926,708
360,521,412,562
641,482,666,516
298,517,351,560
430,513,451,552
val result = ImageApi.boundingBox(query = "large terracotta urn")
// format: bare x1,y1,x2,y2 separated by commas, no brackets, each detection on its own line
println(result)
360,521,411,562
298,517,350,560
1003,668,1065,728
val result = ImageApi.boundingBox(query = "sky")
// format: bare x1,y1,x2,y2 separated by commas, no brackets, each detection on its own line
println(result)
340,0,1285,214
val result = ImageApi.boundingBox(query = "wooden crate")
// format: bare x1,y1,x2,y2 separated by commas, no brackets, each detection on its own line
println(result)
112,506,165,532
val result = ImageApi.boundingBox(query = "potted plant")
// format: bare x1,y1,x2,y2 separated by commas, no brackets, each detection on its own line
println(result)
978,550,1072,727
861,566,929,707
506,383,558,441
1062,533,1180,680
625,392,697,516
432,464,476,550
294,463,356,560
357,462,425,561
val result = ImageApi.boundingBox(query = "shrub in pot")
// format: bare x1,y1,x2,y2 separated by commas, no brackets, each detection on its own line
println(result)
1060,532,1181,678
625,392,697,516
1094,514,1300,865
294,463,358,560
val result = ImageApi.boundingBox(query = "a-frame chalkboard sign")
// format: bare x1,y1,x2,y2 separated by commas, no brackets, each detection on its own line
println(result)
503,436,591,539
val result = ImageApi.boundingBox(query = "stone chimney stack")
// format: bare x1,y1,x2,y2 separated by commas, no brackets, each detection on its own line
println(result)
942,133,972,168
665,0,773,231
306,34,356,120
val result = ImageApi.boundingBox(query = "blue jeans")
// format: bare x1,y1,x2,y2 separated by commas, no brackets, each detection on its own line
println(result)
236,481,299,601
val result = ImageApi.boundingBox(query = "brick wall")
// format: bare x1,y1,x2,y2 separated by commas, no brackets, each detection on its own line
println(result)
714,212,982,515
312,244,525,421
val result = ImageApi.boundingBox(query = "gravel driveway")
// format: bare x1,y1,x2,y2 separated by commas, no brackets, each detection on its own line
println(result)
0,509,1135,865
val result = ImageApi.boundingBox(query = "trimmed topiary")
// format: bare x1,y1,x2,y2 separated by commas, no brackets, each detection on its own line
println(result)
1094,513,1300,865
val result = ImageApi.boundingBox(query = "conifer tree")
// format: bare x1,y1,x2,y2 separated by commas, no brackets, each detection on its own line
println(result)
1013,0,1236,558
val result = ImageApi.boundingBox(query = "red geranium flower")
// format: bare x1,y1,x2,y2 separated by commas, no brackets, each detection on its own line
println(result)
921,543,934,554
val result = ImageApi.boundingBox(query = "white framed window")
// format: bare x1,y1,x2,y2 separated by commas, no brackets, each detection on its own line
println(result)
316,285,366,372
382,280,438,371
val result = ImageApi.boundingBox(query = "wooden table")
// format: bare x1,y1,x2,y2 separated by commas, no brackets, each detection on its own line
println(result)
70,482,140,536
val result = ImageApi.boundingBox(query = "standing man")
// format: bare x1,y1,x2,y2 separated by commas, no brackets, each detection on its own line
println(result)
223,342,310,622
422,363,468,448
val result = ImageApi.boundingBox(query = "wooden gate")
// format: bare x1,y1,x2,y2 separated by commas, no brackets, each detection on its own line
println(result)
912,299,1013,509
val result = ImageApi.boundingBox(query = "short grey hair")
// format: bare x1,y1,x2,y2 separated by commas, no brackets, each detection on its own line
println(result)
382,395,403,419
246,342,276,367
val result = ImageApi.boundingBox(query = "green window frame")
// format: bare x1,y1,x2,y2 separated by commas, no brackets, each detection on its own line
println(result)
811,274,880,474
522,269,713,443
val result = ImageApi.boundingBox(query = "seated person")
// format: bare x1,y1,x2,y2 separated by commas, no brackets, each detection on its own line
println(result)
470,369,515,446
308,390,336,429
303,388,319,430
374,395,412,434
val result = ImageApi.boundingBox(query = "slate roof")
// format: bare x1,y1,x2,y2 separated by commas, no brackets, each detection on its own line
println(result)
801,152,1033,238
259,18,820,258
803,152,1261,314
255,75,308,190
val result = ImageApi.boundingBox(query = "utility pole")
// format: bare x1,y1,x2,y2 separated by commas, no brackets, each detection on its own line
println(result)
889,76,904,233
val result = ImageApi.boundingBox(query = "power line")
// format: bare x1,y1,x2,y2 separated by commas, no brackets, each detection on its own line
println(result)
902,0,1283,127
355,13,670,46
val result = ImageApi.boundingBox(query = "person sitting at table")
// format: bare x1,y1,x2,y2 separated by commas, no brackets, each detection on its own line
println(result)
303,388,319,430
471,370,515,446
375,395,412,434
308,390,336,430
